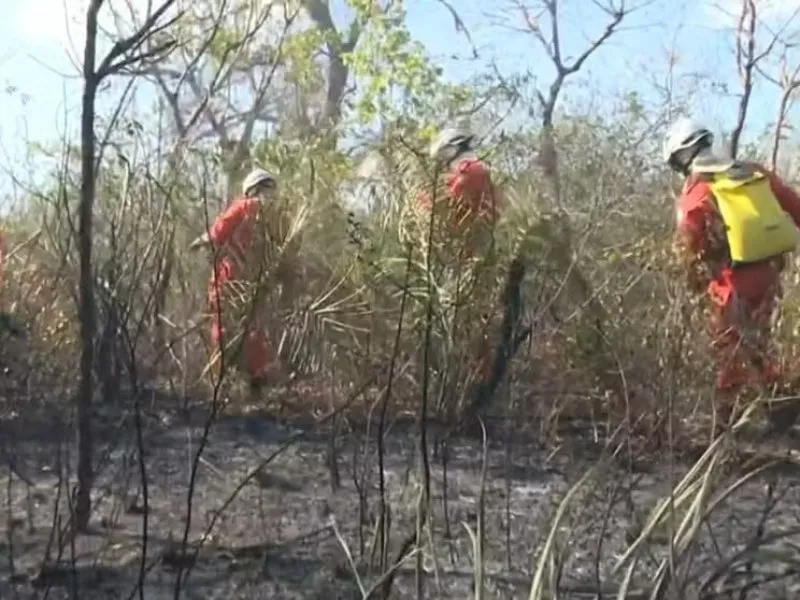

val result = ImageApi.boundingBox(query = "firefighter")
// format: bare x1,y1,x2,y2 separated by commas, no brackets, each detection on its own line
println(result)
190,168,281,391
420,126,504,392
424,125,502,254
664,118,800,428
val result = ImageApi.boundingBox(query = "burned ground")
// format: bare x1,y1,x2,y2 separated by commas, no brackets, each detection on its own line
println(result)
2,384,800,600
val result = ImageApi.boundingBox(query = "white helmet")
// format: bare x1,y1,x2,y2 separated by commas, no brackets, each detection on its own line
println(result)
429,126,475,161
241,168,276,196
662,118,713,164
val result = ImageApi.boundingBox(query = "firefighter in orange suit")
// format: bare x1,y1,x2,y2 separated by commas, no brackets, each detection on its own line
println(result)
664,118,800,425
421,126,503,386
190,168,281,391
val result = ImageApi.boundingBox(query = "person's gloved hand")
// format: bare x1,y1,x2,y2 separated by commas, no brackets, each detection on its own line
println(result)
671,231,707,294
189,233,210,251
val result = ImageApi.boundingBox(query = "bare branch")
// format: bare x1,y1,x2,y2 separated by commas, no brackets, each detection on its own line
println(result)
563,4,626,76
226,3,302,173
95,76,137,170
142,0,280,144
770,61,800,169
730,0,756,158
730,0,800,157
96,0,183,80
432,0,480,59
112,38,178,74
512,0,641,194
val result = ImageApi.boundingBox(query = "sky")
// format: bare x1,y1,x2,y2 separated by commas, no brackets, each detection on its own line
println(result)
0,0,799,188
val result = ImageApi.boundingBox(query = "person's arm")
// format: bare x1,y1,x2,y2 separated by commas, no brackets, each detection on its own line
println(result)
674,183,711,293
190,198,258,250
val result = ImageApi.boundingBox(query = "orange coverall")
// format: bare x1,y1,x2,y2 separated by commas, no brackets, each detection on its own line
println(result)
419,157,503,380
419,157,501,244
205,197,275,381
675,162,800,392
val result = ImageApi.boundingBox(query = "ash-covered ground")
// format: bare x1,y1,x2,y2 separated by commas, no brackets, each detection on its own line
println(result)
2,391,800,600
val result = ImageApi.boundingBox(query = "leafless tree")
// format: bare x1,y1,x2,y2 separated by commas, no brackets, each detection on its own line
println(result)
142,0,368,192
757,45,800,169
513,0,645,192
729,0,799,158
76,0,180,533
770,62,800,169
303,0,364,128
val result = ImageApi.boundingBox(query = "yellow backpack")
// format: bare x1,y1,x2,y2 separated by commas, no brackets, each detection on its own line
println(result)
707,168,798,265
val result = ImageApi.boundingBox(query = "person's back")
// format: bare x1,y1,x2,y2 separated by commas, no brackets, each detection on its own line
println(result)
205,196,262,276
413,126,505,386
676,160,800,306
443,155,500,231
419,126,502,259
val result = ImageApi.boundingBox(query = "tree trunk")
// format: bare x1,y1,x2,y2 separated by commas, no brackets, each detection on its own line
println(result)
324,51,348,126
75,3,101,534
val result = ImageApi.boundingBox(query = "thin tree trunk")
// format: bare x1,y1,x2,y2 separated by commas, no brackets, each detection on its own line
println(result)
75,2,101,533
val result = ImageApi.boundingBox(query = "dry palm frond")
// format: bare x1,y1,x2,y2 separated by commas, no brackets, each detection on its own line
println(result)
278,269,373,376
256,193,385,376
